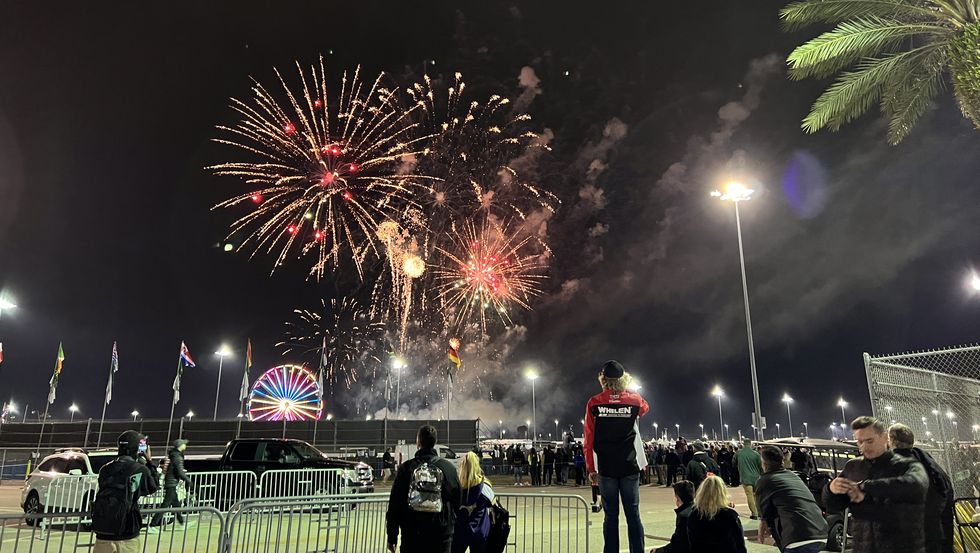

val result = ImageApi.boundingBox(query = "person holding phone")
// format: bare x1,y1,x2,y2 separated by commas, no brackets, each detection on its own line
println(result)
91,431,159,551
823,416,928,553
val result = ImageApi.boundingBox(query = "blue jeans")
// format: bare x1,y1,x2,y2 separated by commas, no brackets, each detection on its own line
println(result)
598,473,644,553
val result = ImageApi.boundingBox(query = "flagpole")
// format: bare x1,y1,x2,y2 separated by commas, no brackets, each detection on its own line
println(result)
166,354,180,448
97,347,113,448
446,363,451,449
35,403,50,457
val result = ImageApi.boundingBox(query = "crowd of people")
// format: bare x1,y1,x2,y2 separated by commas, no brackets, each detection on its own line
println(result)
80,358,960,553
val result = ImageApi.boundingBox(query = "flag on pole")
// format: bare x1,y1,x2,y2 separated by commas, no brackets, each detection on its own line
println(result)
239,339,252,403
173,341,195,405
105,342,119,405
48,342,65,404
447,347,461,385
317,336,327,401
0,342,4,365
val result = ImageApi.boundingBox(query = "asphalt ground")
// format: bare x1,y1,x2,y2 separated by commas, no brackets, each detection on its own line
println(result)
0,481,819,552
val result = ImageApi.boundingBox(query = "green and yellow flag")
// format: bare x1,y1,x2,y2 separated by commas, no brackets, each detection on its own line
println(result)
48,342,64,404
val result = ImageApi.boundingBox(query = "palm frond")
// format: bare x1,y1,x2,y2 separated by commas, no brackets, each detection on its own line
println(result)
802,47,935,132
882,45,949,143
780,0,939,31
788,16,950,79
928,0,977,28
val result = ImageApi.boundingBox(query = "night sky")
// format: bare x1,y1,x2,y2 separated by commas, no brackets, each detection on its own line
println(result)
2,1,980,440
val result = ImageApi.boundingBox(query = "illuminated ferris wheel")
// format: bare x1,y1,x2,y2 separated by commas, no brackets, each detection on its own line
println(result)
247,365,323,422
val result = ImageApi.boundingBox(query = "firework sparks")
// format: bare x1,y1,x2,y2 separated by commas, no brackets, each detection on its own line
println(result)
277,297,385,391
434,218,546,335
210,56,434,279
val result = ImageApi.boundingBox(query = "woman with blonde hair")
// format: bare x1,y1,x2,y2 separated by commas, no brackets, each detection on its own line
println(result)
686,475,746,553
452,451,495,553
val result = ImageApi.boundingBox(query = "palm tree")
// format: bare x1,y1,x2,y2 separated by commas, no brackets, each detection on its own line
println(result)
782,0,980,144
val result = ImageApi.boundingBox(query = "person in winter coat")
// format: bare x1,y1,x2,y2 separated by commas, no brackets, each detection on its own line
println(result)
685,442,720,490
386,425,461,553
755,446,828,553
382,448,396,483
92,431,159,552
686,475,746,553
680,445,693,475
574,449,586,486
717,446,733,486
665,449,681,486
452,452,495,553
889,423,954,553
732,440,763,519
823,416,928,553
543,446,555,485
583,360,650,553
653,480,695,553
512,447,526,486
151,439,192,527
528,447,541,486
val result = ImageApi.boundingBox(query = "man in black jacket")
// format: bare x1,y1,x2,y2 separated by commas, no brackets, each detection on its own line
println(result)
684,442,720,489
653,480,694,553
889,423,954,553
823,416,928,553
386,425,461,553
151,439,192,527
665,449,681,486
92,431,159,552
755,446,827,553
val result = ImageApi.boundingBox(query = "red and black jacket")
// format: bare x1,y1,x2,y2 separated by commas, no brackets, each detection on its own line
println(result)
583,389,649,478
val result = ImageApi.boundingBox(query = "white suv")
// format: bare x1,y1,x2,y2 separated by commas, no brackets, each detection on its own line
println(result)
21,449,170,524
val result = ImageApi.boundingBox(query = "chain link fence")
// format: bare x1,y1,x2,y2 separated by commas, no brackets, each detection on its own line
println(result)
864,344,980,497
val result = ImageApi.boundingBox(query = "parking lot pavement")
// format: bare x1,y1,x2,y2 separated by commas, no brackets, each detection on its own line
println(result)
0,480,793,552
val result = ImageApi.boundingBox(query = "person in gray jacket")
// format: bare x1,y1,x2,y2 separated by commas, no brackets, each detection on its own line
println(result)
755,446,827,553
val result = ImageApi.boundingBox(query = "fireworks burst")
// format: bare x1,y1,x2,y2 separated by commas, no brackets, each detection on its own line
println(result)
434,218,546,336
210,56,434,279
408,72,559,233
277,297,385,391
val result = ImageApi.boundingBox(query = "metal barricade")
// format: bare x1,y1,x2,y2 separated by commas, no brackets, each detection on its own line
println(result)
497,493,591,553
188,471,258,512
224,493,390,553
0,505,224,553
258,468,346,498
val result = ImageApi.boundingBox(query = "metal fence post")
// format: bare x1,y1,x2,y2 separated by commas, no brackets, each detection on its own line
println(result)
0,449,6,485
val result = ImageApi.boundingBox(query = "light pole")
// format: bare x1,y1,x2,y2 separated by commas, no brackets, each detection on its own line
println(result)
712,386,725,441
829,423,836,439
554,419,559,441
69,404,79,423
653,422,659,440
775,423,781,437
712,182,765,439
527,372,539,444
131,410,139,422
803,422,809,437
724,424,729,440
675,423,680,440
699,423,704,438
393,357,406,418
837,398,847,425
782,394,794,437
525,419,531,441
499,420,503,440
213,346,231,420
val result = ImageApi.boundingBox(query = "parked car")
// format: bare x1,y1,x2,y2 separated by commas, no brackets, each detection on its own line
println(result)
196,438,374,495
757,438,858,552
21,448,175,525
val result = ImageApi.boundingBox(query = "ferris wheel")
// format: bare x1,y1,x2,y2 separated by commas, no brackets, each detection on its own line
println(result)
247,364,323,422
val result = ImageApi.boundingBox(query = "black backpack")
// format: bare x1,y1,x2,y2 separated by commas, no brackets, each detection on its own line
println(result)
91,464,139,536
485,500,511,553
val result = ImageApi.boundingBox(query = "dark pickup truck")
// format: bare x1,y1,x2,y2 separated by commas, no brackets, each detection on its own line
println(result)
185,438,374,496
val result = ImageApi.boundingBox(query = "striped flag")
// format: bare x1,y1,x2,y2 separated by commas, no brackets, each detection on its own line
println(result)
173,341,194,405
447,347,461,385
105,342,119,404
239,339,252,402
317,336,327,401
48,342,65,404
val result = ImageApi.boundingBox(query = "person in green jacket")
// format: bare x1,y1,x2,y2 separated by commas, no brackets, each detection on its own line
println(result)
732,439,763,519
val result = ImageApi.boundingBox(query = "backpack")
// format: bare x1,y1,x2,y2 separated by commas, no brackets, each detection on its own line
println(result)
485,499,511,553
407,461,444,513
91,470,138,535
